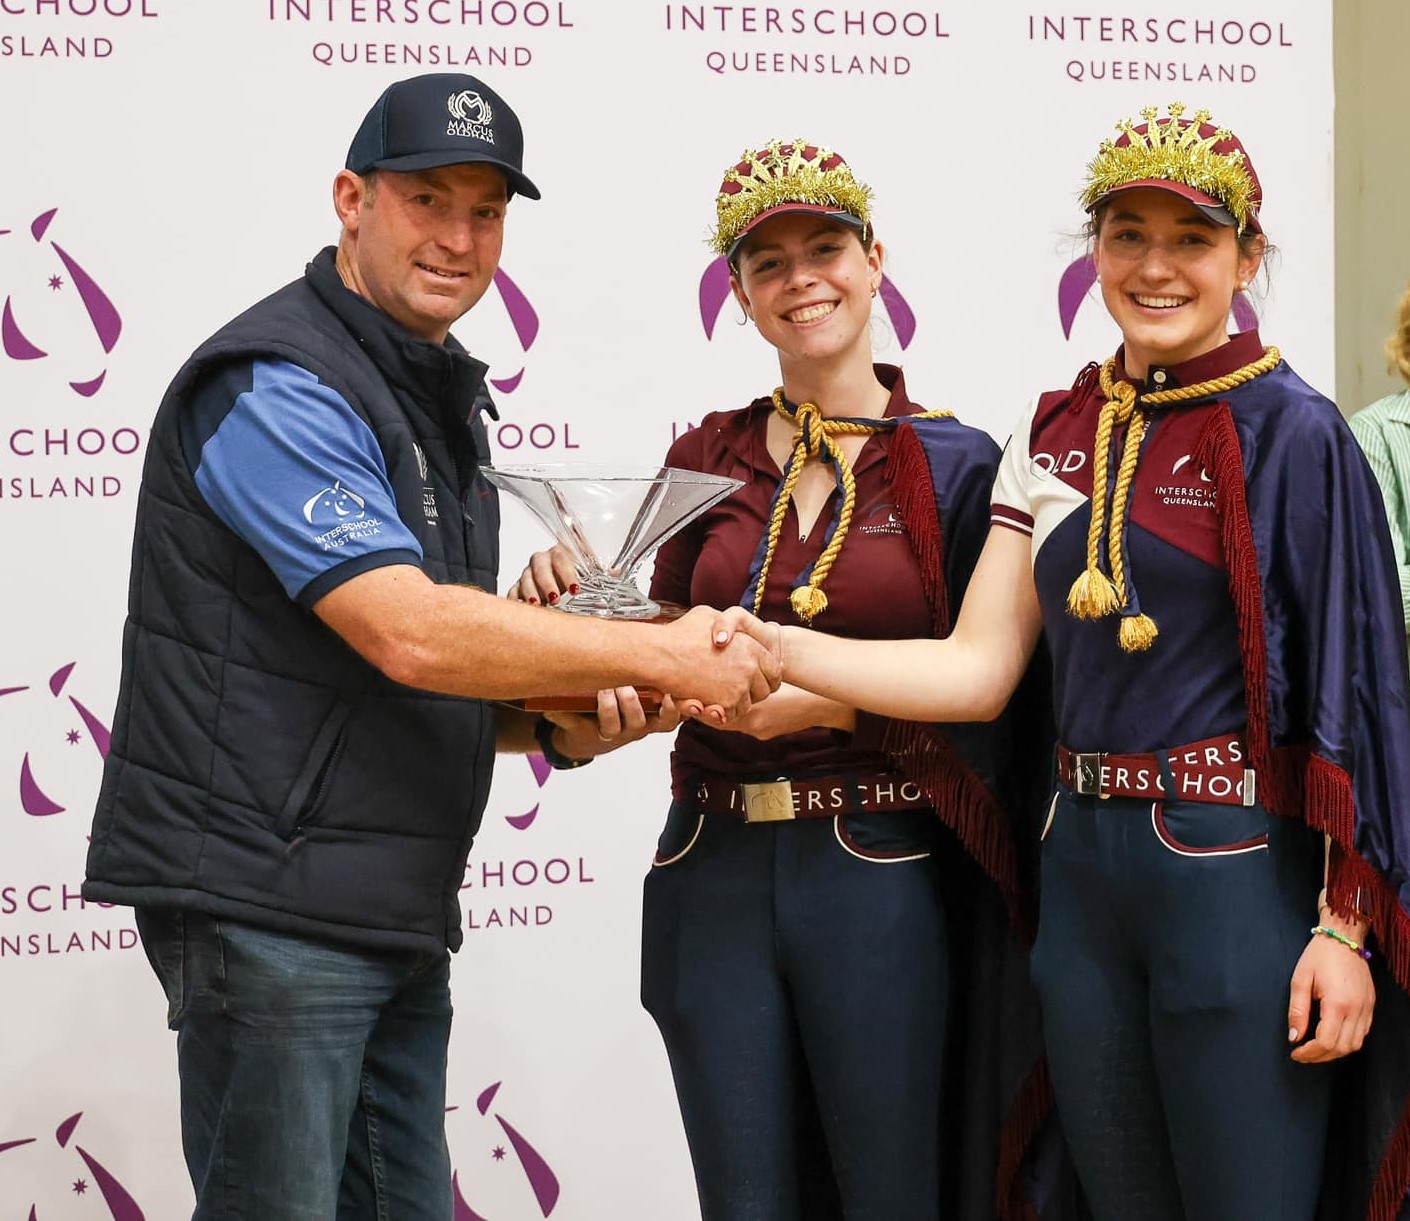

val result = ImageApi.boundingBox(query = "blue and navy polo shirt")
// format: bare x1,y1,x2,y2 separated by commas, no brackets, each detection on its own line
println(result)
179,358,423,608
990,332,1271,754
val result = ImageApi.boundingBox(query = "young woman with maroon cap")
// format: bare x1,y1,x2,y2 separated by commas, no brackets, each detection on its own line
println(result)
515,141,1073,1220
717,104,1410,1220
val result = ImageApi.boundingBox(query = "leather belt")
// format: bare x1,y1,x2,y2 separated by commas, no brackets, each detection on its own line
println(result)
690,772,930,823
1056,733,1256,807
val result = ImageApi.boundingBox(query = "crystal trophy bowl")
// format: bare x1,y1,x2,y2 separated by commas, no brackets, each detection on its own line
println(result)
482,464,744,620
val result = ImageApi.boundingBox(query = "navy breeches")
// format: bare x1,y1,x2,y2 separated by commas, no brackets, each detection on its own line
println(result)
1031,785,1333,1221
641,803,949,1221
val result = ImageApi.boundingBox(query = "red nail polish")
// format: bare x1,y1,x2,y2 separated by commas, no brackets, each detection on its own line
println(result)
568,583,581,596
528,597,540,606
548,591,559,604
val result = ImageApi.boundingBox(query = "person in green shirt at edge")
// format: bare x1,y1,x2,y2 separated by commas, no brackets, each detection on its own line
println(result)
1350,280,1410,646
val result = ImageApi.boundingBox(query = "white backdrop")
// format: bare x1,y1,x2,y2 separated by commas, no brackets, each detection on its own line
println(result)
0,3,1332,1217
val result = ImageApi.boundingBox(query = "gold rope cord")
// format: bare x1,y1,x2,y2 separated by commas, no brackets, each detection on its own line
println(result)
1065,345,1281,651
750,390,953,625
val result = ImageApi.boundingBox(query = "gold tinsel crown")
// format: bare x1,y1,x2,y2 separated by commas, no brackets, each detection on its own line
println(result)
710,139,873,256
1080,103,1259,233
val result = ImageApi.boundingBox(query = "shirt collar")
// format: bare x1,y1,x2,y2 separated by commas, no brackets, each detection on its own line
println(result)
1114,329,1267,397
879,364,922,419
1382,389,1410,425
726,363,922,472
305,247,493,424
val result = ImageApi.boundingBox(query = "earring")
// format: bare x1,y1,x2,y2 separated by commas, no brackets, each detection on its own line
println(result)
1236,280,1248,292
870,284,878,298
735,301,751,326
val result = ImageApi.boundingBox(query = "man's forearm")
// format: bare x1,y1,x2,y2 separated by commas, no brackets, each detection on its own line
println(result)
368,576,682,699
315,563,777,711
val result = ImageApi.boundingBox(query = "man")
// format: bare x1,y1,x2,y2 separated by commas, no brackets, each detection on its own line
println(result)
82,72,776,1220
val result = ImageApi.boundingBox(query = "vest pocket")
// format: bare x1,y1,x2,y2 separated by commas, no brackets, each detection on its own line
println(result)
275,703,351,840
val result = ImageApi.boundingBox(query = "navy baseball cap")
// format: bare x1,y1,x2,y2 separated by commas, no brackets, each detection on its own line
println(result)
346,73,541,200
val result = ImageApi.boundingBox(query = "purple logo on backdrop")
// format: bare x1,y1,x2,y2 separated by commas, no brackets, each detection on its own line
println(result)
697,256,917,348
508,752,553,832
486,268,539,396
0,663,111,817
0,1111,144,1219
450,1081,561,1219
0,209,122,398
475,269,583,451
1057,254,1258,339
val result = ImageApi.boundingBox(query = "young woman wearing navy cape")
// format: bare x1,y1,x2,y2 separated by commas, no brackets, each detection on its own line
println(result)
715,104,1410,1221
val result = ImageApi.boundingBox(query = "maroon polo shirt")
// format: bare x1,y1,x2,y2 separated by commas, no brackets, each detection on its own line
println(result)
652,364,933,788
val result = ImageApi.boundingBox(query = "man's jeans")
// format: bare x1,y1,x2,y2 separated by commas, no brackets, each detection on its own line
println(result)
136,909,454,1221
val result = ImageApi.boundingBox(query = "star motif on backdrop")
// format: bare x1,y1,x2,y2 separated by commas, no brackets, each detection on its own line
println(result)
66,729,81,744
49,275,64,291
72,1178,88,1195
492,1146,506,1161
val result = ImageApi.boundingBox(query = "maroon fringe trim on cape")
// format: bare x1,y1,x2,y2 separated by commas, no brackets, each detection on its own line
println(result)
1197,404,1410,1220
884,426,1030,939
882,716,1033,945
1066,362,1101,413
996,1058,1056,1221
889,426,951,640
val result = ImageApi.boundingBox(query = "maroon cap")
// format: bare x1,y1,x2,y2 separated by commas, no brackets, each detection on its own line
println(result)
710,140,873,258
1082,104,1262,235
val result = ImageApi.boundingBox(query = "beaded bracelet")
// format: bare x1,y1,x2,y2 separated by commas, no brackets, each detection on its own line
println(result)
1310,924,1373,961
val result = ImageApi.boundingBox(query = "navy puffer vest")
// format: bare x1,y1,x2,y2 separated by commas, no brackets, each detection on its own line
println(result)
85,249,500,954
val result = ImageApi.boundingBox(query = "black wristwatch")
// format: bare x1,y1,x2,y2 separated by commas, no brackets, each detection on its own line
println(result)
533,714,593,770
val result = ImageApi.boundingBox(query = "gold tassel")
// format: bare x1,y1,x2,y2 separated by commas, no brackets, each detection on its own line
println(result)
1066,346,1280,650
1066,568,1122,619
752,389,953,625
791,585,829,623
1118,613,1160,652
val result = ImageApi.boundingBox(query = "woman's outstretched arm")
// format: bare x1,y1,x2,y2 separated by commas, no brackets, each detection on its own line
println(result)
720,524,1043,724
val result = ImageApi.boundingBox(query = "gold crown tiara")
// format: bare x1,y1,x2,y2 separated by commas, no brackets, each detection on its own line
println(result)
710,139,873,256
1081,103,1257,232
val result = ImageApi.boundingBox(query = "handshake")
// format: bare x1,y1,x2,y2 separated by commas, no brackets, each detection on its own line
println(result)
660,604,784,723
510,547,787,737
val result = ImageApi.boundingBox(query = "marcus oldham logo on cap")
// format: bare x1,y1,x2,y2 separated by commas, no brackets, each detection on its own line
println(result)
447,89,494,142
346,73,541,200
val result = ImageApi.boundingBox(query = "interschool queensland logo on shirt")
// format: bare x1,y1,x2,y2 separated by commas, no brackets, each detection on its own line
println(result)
1156,453,1217,511
448,89,495,142
302,480,383,551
